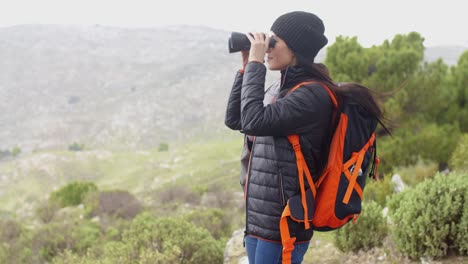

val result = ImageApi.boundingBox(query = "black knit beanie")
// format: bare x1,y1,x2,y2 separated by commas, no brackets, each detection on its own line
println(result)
271,11,328,62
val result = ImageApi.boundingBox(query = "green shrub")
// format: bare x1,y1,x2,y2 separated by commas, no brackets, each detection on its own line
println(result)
449,133,468,172
11,146,21,157
0,146,21,159
387,172,468,258
123,211,224,264
184,208,232,239
32,225,66,261
51,250,86,264
334,201,388,252
363,175,395,207
192,185,208,196
0,219,33,264
71,222,102,254
0,245,7,263
456,202,468,255
379,122,461,172
50,181,98,207
35,199,61,223
68,142,85,151
31,220,101,262
158,143,169,152
0,219,22,243
53,243,182,264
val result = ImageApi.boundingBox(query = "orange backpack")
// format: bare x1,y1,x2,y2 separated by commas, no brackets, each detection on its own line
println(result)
280,81,379,264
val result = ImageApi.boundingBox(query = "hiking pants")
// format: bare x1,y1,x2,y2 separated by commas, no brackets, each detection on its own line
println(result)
245,235,310,264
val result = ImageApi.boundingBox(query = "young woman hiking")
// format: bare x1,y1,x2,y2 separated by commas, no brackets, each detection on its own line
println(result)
225,11,384,264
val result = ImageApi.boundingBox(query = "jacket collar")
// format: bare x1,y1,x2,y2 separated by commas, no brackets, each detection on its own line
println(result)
280,65,311,91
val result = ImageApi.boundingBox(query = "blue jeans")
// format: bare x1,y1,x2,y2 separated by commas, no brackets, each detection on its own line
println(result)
245,235,310,264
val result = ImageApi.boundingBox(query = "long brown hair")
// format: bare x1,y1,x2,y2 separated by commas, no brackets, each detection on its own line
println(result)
298,58,390,134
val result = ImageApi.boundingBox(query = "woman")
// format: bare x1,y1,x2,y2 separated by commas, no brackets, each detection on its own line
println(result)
225,11,384,263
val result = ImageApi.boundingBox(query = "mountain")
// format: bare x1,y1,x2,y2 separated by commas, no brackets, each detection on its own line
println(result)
425,45,467,65
0,25,253,152
0,25,464,153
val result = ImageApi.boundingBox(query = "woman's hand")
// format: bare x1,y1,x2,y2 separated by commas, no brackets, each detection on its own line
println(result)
246,32,270,64
241,50,249,69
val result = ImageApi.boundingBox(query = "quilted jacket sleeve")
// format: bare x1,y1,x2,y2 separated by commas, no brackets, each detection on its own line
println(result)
224,70,244,130
241,62,332,136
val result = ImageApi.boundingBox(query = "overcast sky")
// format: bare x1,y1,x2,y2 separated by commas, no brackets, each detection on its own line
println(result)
1,0,466,47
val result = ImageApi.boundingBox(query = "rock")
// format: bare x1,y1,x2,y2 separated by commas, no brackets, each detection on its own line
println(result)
238,256,248,264
377,252,386,261
391,174,406,193
420,256,434,264
382,207,388,217
224,228,246,264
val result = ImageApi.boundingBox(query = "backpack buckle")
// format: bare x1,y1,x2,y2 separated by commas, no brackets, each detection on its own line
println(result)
292,142,301,151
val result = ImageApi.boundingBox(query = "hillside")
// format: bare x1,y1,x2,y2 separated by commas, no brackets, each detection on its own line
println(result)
0,25,250,152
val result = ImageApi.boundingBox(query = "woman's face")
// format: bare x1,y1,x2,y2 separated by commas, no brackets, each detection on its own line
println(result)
267,33,296,71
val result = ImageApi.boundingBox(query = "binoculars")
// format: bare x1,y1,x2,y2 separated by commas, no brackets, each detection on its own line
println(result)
228,32,277,53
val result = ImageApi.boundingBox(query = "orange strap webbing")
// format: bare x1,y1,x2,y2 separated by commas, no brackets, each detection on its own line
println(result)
342,133,376,204
280,205,296,264
287,135,316,229
279,136,315,264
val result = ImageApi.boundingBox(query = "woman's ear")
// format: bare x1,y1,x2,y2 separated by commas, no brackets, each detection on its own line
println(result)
291,54,297,66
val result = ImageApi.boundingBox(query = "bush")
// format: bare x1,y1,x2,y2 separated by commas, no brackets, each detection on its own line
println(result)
71,222,102,254
449,133,468,172
387,172,468,258
85,190,143,219
11,146,21,157
0,219,22,243
31,220,101,262
53,243,182,264
123,212,224,264
379,122,461,172
456,202,468,255
0,239,33,264
184,208,232,239
158,143,169,152
0,219,33,264
334,201,388,252
363,175,395,207
50,181,98,207
69,142,85,151
35,199,61,223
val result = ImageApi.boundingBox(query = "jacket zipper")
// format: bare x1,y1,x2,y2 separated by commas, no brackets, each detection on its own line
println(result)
243,136,256,247
279,169,286,206
280,67,289,90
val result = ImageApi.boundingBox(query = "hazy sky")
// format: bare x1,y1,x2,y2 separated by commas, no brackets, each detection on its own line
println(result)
1,0,466,47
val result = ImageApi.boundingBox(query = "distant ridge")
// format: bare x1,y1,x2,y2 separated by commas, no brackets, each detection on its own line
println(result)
424,45,467,65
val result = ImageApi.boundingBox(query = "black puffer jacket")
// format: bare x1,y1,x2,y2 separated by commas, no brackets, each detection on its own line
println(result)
225,62,333,242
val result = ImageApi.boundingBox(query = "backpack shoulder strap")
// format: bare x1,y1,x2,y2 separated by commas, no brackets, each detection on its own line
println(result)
280,81,341,264
286,81,339,109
